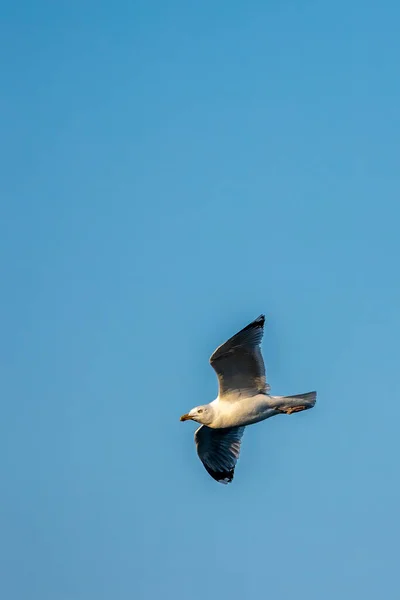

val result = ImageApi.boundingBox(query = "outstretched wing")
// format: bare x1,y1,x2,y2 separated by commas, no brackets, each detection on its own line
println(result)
195,425,245,484
210,315,269,400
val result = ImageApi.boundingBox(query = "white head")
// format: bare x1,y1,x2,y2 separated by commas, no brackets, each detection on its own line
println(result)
180,404,215,426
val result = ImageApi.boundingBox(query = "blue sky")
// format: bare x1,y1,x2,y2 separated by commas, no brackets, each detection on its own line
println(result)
1,1,400,599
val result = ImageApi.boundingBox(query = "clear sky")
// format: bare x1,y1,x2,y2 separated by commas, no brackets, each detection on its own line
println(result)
1,1,400,599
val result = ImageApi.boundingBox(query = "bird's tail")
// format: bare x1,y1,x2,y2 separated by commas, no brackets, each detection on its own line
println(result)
272,391,317,414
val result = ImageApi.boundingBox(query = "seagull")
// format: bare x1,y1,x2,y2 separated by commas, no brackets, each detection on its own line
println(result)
180,315,316,484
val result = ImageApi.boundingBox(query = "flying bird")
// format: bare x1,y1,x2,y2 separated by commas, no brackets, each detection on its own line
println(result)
180,315,316,484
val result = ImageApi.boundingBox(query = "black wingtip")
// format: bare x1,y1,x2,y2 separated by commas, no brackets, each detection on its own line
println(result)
209,313,266,366
243,314,265,332
205,465,235,484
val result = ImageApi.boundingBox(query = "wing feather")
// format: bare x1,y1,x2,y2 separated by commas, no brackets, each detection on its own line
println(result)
210,315,269,399
195,425,245,484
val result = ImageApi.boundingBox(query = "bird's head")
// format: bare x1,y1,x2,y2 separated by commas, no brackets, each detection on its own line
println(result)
180,404,214,426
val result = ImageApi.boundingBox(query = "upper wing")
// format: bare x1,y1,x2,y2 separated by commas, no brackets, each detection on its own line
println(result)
210,315,269,399
195,425,245,484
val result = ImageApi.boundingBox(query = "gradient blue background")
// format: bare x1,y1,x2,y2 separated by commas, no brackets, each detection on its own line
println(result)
2,1,400,599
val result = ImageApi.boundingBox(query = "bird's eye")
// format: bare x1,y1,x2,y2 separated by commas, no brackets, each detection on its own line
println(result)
198,409,203,414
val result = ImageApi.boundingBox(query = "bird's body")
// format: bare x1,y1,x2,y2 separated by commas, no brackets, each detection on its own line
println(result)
180,315,316,484
204,394,275,429
204,392,316,429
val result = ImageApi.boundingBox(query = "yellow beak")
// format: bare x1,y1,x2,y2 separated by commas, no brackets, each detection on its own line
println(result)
180,413,192,422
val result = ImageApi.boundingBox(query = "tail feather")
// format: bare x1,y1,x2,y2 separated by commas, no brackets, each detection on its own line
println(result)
283,391,317,407
273,391,317,414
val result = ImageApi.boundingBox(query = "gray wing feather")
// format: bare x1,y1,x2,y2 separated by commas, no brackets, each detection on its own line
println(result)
195,425,245,484
210,315,269,399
